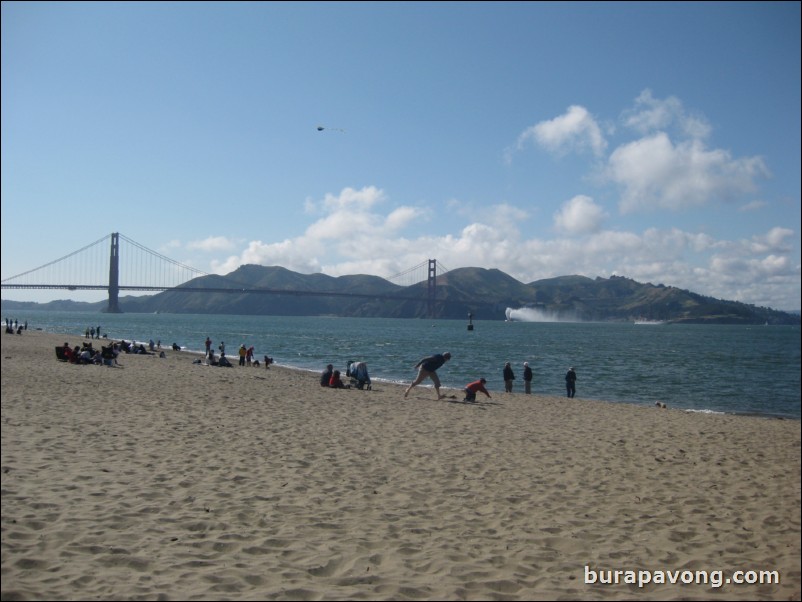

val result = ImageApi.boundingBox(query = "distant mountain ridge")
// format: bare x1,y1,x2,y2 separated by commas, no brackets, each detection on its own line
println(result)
2,265,799,325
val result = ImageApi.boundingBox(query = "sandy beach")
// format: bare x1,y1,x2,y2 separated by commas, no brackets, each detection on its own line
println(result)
2,329,800,601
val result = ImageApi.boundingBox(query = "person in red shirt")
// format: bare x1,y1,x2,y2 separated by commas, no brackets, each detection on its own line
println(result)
329,369,348,389
463,378,491,403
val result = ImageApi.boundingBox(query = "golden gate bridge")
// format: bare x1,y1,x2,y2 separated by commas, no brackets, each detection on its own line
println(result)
1,233,447,315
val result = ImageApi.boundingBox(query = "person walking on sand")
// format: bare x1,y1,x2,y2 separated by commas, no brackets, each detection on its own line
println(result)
463,378,491,403
503,362,515,393
404,352,452,400
523,361,533,394
565,366,577,398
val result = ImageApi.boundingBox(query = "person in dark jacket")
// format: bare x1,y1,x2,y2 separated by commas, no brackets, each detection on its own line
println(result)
404,352,452,400
503,362,515,393
523,361,533,394
565,367,577,398
320,364,334,387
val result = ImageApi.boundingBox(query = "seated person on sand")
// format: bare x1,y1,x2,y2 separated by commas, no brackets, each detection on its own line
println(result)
217,353,233,367
329,369,348,388
101,345,119,366
172,343,181,351
463,378,491,403
62,343,75,363
320,364,334,386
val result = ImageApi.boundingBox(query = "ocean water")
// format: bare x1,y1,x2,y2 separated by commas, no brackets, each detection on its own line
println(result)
6,310,800,419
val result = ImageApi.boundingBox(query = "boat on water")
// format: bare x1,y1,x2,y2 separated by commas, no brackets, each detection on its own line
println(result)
634,319,666,325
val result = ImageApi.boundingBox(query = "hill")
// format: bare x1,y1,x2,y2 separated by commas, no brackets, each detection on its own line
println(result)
2,265,799,325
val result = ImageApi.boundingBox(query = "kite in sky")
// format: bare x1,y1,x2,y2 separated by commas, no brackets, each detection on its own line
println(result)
316,125,345,132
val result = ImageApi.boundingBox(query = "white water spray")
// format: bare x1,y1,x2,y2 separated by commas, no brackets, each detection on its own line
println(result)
505,307,575,323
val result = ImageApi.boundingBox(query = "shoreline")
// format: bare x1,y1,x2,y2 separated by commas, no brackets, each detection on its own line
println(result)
4,314,800,420
2,329,800,600
22,324,802,421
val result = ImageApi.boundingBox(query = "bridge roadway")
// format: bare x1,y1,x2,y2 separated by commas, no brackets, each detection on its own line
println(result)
0,283,427,302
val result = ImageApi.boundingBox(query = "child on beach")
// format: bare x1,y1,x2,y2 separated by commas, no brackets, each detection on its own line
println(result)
463,378,491,402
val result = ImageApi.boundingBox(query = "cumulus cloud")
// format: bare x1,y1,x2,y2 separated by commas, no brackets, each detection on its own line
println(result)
512,105,607,158
553,195,608,235
606,91,771,213
202,183,799,309
607,133,770,213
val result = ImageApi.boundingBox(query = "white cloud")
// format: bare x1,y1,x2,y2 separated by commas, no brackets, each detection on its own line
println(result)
513,105,607,157
203,202,799,309
384,206,423,231
738,200,768,212
622,89,712,139
763,227,794,250
607,133,769,213
186,236,238,252
553,195,608,235
320,185,386,212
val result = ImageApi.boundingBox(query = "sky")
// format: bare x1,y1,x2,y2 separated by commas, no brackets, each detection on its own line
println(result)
2,1,800,311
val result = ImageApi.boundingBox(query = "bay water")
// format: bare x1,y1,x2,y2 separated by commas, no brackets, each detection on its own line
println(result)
7,309,800,419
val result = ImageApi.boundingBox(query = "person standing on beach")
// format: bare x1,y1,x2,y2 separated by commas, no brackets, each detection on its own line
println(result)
565,367,577,398
404,352,452,400
463,378,491,402
523,361,533,394
503,362,515,393
239,344,247,366
205,337,212,357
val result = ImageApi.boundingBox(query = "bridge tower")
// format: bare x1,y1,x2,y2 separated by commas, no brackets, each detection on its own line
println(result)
107,232,121,313
427,259,436,318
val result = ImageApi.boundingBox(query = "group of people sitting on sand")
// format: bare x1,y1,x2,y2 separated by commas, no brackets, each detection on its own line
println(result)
57,341,121,366
56,338,169,366
319,361,372,390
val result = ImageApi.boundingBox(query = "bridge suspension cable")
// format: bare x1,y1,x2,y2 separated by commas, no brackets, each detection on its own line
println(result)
387,259,449,287
2,233,448,317
116,234,209,289
2,234,111,282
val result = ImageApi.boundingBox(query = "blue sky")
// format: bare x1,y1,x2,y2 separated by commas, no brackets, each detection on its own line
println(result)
2,1,800,311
